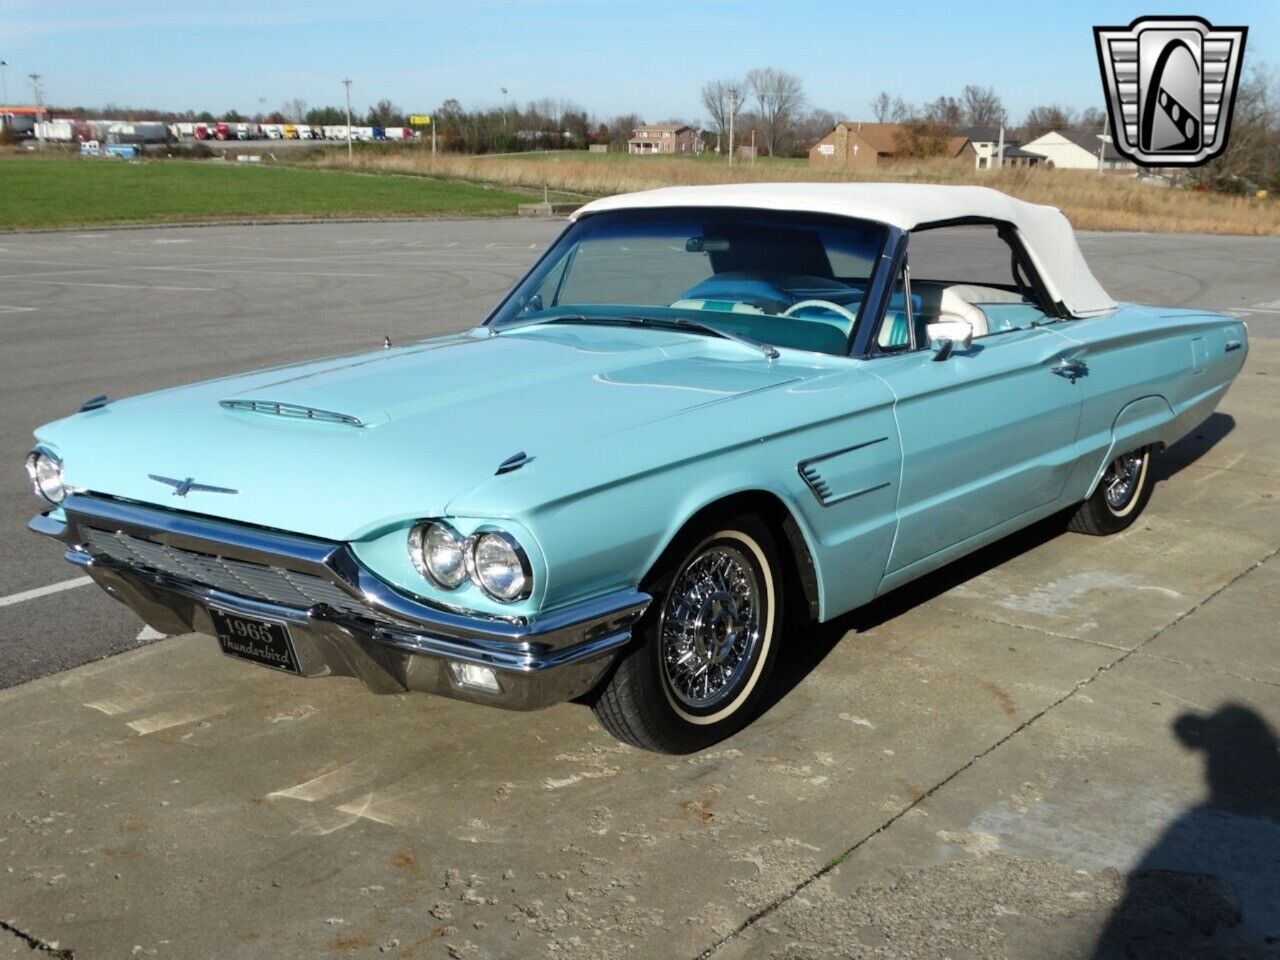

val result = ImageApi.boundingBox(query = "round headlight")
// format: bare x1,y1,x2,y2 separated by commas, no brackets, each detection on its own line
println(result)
25,450,66,505
470,531,531,602
408,521,468,589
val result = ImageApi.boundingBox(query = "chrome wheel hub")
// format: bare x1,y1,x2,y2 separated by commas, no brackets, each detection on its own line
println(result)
661,544,762,710
1103,451,1144,510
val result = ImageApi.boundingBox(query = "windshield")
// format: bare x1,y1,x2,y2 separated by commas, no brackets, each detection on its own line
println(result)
486,208,888,357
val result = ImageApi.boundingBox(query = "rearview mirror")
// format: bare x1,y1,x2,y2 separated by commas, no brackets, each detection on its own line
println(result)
926,319,973,361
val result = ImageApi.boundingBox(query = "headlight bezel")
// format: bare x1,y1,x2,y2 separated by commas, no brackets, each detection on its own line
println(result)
406,520,534,603
25,448,67,505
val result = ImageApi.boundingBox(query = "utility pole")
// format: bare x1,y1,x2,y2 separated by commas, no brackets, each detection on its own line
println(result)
28,73,42,149
342,78,353,164
0,61,8,137
727,87,737,166
1097,114,1108,173
500,86,508,132
996,125,1004,170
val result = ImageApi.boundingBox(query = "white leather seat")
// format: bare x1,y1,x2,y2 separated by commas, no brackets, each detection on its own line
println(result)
938,287,989,337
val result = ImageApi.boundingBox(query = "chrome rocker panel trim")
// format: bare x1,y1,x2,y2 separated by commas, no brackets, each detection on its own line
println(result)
31,495,651,711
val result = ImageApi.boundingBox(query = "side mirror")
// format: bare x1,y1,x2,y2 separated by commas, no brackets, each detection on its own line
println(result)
926,319,974,361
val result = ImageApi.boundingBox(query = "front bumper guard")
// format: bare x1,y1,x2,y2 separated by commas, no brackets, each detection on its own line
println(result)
31,495,650,711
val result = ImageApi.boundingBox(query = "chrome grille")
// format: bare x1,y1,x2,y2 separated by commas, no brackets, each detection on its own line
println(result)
81,528,368,617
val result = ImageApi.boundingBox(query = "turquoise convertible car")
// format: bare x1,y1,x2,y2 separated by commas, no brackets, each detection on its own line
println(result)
28,184,1247,752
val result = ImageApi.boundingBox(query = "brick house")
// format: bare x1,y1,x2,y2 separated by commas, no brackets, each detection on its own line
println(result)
808,121,971,168
628,123,701,155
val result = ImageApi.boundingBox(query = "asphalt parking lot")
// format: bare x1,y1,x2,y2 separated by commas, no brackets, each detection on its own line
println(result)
1,220,1278,958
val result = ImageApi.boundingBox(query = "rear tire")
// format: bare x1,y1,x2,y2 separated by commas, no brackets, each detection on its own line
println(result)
1069,446,1154,535
591,514,782,753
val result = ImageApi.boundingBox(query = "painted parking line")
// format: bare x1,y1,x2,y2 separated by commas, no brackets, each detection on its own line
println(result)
0,577,93,608
17,278,216,293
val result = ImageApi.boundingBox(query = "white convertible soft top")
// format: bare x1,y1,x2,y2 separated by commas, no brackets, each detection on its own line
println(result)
573,183,1116,318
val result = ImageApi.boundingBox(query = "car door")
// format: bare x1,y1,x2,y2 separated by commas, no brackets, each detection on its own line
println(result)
868,323,1084,579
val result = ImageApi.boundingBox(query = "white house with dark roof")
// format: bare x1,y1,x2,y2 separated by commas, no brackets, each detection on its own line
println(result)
1020,130,1135,171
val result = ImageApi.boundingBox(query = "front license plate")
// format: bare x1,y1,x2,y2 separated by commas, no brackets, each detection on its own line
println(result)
211,608,300,675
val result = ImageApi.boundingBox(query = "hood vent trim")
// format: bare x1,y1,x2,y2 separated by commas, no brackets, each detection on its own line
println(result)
219,399,364,426
495,451,534,475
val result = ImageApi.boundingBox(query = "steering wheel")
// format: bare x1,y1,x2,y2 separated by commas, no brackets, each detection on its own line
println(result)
782,299,860,326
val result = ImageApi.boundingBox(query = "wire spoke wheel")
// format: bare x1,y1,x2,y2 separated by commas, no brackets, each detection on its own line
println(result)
1103,451,1144,511
1070,446,1154,536
660,544,763,711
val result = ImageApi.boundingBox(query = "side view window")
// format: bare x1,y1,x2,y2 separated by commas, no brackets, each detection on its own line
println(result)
877,262,916,352
883,224,1055,350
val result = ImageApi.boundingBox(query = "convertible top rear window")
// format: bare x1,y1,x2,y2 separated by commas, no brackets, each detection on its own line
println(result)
487,208,888,357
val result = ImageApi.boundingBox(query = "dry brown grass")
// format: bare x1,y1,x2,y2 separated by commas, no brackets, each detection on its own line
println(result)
294,150,1280,236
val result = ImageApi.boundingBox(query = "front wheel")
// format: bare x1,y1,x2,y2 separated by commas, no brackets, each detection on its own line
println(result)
1069,446,1154,535
591,515,782,753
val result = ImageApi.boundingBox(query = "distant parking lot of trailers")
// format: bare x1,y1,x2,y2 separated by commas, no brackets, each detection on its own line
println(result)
26,118,417,145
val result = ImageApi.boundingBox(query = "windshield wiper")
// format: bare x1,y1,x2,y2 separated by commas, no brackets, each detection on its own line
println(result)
500,313,780,361
656,316,780,361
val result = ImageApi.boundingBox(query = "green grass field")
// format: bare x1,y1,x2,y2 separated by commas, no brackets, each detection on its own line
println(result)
0,157,533,229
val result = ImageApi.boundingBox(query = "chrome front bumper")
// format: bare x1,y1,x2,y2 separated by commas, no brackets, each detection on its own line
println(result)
31,495,649,710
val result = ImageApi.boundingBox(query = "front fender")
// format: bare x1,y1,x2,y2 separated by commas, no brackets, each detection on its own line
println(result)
450,366,902,622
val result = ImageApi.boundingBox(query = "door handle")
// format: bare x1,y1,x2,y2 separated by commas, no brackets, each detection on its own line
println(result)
1051,357,1087,382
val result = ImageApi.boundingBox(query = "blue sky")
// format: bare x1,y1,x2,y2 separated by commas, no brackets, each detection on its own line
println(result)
3,1,1275,122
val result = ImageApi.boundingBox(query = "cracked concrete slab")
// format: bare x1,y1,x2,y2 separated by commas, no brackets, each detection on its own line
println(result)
714,553,1280,960
0,594,1116,959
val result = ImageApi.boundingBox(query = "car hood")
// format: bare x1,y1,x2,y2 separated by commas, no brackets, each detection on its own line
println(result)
38,325,805,540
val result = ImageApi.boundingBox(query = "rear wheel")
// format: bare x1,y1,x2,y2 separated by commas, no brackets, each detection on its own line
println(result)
1069,446,1154,535
591,515,782,753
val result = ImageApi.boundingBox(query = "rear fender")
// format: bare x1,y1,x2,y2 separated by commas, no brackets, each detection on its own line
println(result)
1086,395,1174,497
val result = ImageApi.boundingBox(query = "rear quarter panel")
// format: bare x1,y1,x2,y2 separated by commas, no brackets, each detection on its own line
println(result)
1058,305,1247,497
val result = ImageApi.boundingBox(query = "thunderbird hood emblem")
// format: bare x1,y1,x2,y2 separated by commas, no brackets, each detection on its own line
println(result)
148,474,238,497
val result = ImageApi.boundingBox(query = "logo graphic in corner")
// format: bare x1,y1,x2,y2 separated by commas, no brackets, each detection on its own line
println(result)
1094,16,1247,167
148,474,238,497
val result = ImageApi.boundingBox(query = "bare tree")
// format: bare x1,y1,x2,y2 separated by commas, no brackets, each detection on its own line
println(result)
1021,104,1077,136
891,96,914,122
610,113,642,149
701,78,742,150
796,107,837,150
1079,106,1107,130
870,91,893,123
923,95,962,127
745,67,806,156
1202,63,1279,190
960,85,1006,127
281,98,307,123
